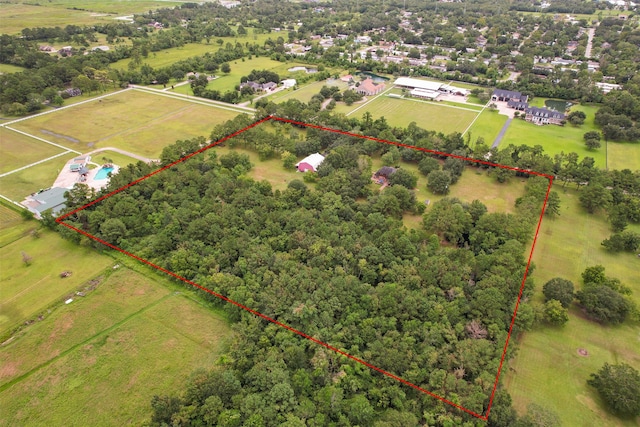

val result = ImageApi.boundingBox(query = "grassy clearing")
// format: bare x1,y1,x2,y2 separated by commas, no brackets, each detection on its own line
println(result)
347,95,479,133
91,149,144,169
368,154,527,229
467,109,508,145
0,221,113,333
505,188,640,426
215,146,302,192
0,267,231,426
0,152,77,201
12,90,240,158
0,127,66,174
0,64,25,74
501,104,605,168
608,142,640,171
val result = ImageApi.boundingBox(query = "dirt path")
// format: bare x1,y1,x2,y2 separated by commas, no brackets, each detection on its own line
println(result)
83,147,157,163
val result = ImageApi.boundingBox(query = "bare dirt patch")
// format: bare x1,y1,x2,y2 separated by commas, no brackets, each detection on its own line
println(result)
0,361,19,379
577,348,589,357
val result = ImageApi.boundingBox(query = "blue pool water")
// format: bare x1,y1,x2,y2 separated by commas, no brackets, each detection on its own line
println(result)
95,167,114,180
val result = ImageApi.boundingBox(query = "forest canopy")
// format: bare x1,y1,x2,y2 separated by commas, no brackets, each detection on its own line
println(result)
56,120,546,426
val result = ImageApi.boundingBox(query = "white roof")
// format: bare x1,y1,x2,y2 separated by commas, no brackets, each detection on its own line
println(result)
395,77,443,91
410,88,440,99
296,153,325,169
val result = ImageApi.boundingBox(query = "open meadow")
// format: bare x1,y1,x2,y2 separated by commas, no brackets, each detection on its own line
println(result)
505,188,640,426
0,208,113,334
11,89,242,159
0,267,231,426
268,79,350,104
0,127,67,174
344,95,480,134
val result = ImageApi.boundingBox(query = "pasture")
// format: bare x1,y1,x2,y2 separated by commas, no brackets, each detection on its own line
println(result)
0,217,113,333
0,127,67,174
269,79,350,104
346,95,479,134
608,141,640,171
0,152,77,201
11,90,241,159
505,188,640,426
0,267,231,426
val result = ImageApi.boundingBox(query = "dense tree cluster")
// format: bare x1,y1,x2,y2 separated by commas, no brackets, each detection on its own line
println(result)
53,116,550,425
588,363,640,417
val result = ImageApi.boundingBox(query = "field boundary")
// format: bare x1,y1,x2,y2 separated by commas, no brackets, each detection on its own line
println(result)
56,116,554,421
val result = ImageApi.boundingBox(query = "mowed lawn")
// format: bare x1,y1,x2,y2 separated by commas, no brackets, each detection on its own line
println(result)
0,217,113,333
12,90,241,158
349,96,479,134
0,152,77,201
608,141,640,171
505,188,640,426
501,105,607,168
269,79,350,104
467,109,508,146
0,127,67,174
0,268,231,426
173,57,290,94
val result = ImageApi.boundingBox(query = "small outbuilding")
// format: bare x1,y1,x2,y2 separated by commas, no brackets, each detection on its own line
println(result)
296,153,325,172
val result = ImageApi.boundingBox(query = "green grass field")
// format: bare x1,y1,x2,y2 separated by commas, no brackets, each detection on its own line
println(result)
0,152,77,201
0,267,231,426
0,215,113,333
0,1,212,34
215,146,303,192
466,109,508,145
0,64,25,74
12,90,241,159
268,79,350,104
501,104,605,168
0,127,67,174
346,95,480,134
172,57,292,94
505,188,640,426
608,141,640,171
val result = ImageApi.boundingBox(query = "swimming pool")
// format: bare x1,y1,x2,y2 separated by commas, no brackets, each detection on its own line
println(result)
95,167,114,180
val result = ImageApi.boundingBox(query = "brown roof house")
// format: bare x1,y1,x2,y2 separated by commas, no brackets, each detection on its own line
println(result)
356,78,385,96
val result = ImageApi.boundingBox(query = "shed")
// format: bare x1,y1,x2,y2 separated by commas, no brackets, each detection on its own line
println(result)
296,153,325,172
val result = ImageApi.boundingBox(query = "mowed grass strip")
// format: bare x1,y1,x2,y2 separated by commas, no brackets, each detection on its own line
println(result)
0,127,67,174
12,90,240,158
506,188,640,426
0,152,77,201
0,224,113,333
350,96,479,133
0,268,231,426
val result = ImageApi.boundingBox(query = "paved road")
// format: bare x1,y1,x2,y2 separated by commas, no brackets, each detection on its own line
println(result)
492,118,513,148
585,27,596,59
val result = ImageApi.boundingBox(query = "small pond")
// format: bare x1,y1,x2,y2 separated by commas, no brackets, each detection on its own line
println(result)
356,71,390,83
544,99,573,112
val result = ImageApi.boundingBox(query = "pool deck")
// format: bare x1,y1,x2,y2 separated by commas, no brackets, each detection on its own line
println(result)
53,157,120,191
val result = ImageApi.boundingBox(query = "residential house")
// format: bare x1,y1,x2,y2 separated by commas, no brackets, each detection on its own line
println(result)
491,89,528,103
296,153,325,172
356,78,385,96
22,187,68,219
525,107,565,125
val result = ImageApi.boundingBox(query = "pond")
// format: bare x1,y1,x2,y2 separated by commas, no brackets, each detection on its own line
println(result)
545,99,573,112
356,71,390,83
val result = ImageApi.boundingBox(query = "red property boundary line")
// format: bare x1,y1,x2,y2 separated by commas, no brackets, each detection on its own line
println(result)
57,116,554,421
